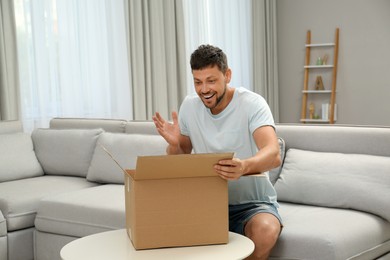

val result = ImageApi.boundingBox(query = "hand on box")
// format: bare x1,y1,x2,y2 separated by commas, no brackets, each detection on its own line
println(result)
214,158,245,180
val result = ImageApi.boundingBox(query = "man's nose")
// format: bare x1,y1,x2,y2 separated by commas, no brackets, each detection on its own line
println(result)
201,83,209,93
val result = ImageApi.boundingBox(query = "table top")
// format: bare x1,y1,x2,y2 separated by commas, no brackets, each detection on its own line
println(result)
61,229,254,260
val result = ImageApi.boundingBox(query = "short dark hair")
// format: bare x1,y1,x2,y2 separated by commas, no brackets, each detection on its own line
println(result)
190,44,228,73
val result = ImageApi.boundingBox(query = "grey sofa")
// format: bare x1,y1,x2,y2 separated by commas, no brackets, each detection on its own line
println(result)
0,118,389,260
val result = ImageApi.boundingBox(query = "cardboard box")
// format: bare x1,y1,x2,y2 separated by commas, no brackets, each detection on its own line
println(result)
124,153,233,250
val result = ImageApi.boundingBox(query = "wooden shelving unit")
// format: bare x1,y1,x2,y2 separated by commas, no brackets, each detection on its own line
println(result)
300,28,340,124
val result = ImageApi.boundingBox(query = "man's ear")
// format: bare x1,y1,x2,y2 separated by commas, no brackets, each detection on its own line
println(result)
225,68,232,83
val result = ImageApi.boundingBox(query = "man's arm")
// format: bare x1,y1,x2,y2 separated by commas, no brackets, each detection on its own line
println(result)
242,125,281,174
169,134,192,155
214,125,281,180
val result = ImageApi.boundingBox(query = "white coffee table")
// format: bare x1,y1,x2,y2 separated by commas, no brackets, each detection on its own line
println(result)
61,229,254,260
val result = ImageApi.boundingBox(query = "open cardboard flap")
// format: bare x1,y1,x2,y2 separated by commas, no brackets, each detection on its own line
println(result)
128,152,234,180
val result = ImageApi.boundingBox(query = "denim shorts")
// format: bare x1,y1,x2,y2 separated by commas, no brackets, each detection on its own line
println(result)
229,202,283,235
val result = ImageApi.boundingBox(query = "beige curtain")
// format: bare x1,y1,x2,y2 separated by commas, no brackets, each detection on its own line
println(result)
0,0,20,121
124,0,187,120
252,0,279,122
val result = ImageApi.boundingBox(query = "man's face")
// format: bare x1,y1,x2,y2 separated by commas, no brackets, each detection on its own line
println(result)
192,65,231,114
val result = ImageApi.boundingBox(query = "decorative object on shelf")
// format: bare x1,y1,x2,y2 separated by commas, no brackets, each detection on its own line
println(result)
322,54,328,65
309,103,315,119
322,103,329,120
315,76,325,90
322,103,337,121
316,57,323,65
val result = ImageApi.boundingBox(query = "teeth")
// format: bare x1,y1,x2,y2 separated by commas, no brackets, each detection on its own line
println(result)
203,94,214,99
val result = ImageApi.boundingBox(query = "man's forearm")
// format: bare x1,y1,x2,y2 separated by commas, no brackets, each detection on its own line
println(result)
242,147,281,175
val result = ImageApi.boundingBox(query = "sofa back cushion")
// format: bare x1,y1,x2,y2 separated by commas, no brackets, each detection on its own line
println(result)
125,121,159,135
275,148,390,221
32,128,103,177
87,133,167,184
0,133,44,182
50,117,127,133
275,124,390,157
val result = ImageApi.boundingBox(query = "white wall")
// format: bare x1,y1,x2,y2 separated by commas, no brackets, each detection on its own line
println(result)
276,0,390,125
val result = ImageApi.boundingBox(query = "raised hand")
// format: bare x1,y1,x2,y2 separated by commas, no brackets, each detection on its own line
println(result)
152,111,181,148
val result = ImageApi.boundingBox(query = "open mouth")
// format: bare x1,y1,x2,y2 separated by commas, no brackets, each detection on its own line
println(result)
202,93,216,100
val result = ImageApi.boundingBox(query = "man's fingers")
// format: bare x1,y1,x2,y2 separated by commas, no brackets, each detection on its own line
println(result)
152,116,163,129
218,160,235,166
155,112,165,123
172,111,178,125
214,164,235,173
216,171,240,180
154,112,173,130
214,158,244,180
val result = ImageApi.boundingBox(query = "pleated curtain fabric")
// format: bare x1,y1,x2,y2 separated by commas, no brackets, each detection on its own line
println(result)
124,0,188,121
252,0,279,122
0,0,20,121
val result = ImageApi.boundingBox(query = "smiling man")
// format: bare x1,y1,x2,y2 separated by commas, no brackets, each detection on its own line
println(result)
153,44,282,260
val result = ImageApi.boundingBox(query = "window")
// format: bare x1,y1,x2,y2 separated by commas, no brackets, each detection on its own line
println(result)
13,0,254,131
14,0,132,131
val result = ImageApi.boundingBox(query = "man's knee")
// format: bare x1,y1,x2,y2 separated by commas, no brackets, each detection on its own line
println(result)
245,213,281,240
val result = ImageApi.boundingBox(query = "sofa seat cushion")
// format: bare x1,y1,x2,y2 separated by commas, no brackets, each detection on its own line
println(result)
32,128,103,177
0,211,6,260
87,133,167,184
0,133,44,182
275,148,390,221
0,176,98,231
271,202,390,260
35,184,125,238
0,211,6,236
0,236,5,260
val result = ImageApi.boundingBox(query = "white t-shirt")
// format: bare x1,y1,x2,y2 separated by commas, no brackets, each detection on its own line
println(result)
179,87,278,206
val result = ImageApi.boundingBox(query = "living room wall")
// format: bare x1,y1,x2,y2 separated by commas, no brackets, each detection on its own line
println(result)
276,0,390,125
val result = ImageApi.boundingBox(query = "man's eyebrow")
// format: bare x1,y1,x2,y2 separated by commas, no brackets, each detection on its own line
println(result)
205,76,217,80
194,75,217,80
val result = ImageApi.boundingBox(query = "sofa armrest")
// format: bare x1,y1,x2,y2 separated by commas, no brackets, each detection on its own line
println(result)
0,120,23,134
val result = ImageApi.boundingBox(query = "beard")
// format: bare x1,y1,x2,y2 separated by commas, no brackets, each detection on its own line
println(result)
201,85,227,110
215,86,227,107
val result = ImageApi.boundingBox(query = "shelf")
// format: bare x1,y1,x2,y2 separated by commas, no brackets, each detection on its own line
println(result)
304,65,333,69
305,43,335,47
302,90,332,94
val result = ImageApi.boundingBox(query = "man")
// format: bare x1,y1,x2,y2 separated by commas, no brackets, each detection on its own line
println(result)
153,44,282,260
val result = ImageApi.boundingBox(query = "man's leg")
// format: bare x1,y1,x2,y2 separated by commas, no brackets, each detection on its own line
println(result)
244,213,281,260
